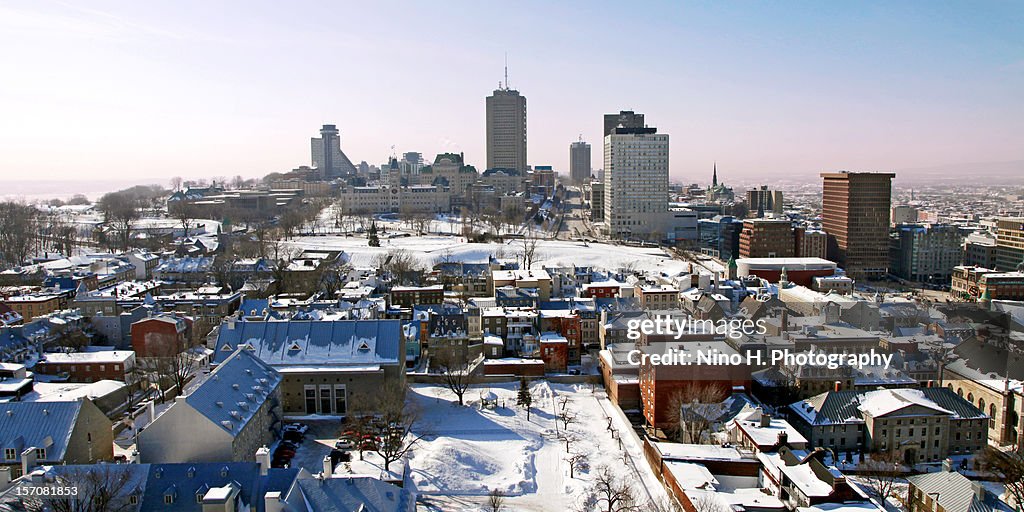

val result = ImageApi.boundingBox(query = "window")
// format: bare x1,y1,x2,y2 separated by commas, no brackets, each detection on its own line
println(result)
196,492,204,503
129,496,138,505
34,448,45,460
4,449,15,460
304,385,316,415
334,385,347,415
319,386,332,415
164,495,174,505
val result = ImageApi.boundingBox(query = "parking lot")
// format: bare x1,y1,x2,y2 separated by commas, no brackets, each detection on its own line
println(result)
279,418,343,473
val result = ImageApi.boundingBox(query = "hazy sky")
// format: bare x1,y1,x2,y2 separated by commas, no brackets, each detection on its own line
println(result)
1,1,1022,185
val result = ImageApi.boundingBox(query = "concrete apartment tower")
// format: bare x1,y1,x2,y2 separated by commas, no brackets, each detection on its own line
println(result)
603,114,669,240
486,66,527,173
820,171,896,279
311,124,356,178
569,138,591,184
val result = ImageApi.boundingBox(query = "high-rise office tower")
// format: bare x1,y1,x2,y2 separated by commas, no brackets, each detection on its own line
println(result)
603,111,645,136
311,124,356,178
486,72,527,172
603,115,669,239
820,171,895,278
569,139,591,184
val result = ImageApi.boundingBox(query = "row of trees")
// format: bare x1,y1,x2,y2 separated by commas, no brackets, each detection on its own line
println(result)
0,201,86,269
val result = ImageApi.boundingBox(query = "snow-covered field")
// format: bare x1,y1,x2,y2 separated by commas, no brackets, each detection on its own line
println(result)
286,233,693,275
407,381,670,511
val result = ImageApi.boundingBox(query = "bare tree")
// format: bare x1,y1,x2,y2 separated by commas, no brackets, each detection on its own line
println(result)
373,381,426,473
140,345,197,400
690,493,729,512
521,233,540,269
558,409,578,431
579,466,639,512
168,200,200,239
566,452,589,478
488,488,505,512
98,191,140,252
0,201,40,268
435,352,478,406
169,176,183,191
373,248,422,285
979,447,1024,508
45,465,138,512
666,382,729,444
857,449,902,504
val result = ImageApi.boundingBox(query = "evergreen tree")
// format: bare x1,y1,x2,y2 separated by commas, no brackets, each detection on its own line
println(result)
368,221,380,247
516,377,533,420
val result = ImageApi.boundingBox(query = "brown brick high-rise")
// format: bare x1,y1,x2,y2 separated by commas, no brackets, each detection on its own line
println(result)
821,171,895,279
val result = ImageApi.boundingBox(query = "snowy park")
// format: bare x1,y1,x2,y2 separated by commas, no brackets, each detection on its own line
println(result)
405,381,671,511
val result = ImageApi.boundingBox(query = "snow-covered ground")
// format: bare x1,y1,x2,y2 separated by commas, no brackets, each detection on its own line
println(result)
286,233,693,275
407,381,670,511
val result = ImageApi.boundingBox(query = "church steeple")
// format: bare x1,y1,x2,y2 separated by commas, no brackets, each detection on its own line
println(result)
712,161,718,187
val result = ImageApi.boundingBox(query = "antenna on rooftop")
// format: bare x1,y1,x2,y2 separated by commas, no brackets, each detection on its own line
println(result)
504,52,509,89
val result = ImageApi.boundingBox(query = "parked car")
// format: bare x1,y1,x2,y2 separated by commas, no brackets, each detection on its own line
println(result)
335,438,354,450
284,423,309,435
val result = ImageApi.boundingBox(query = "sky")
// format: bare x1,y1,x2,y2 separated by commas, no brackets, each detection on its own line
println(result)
1,0,1022,187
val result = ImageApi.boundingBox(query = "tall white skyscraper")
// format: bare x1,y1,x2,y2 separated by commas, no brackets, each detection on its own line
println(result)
603,119,669,239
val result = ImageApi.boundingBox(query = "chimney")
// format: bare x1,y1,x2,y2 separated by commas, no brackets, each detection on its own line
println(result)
256,446,271,476
264,491,284,512
21,448,38,476
777,431,788,447
942,458,954,472
29,470,45,485
148,400,156,424
781,310,789,332
834,381,841,392
972,482,986,501
322,454,334,477
760,410,772,428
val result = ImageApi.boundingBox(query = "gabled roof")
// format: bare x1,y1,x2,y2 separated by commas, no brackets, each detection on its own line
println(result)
184,349,281,436
907,470,1012,512
790,388,983,426
290,476,415,512
213,320,402,368
0,400,84,462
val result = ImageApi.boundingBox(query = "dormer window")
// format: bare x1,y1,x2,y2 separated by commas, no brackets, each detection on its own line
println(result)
289,342,302,351
220,344,232,351
358,341,370,351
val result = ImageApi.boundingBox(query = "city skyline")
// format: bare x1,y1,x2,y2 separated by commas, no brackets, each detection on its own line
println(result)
2,1,1022,184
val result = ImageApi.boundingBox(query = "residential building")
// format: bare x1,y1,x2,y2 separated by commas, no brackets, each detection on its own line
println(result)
138,348,282,463
0,399,113,478
795,227,828,259
906,461,1012,512
747,186,784,217
569,139,591,184
963,232,998,269
820,171,895,278
390,285,444,309
486,85,527,173
130,314,190,358
34,349,136,384
891,205,920,225
739,218,794,258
